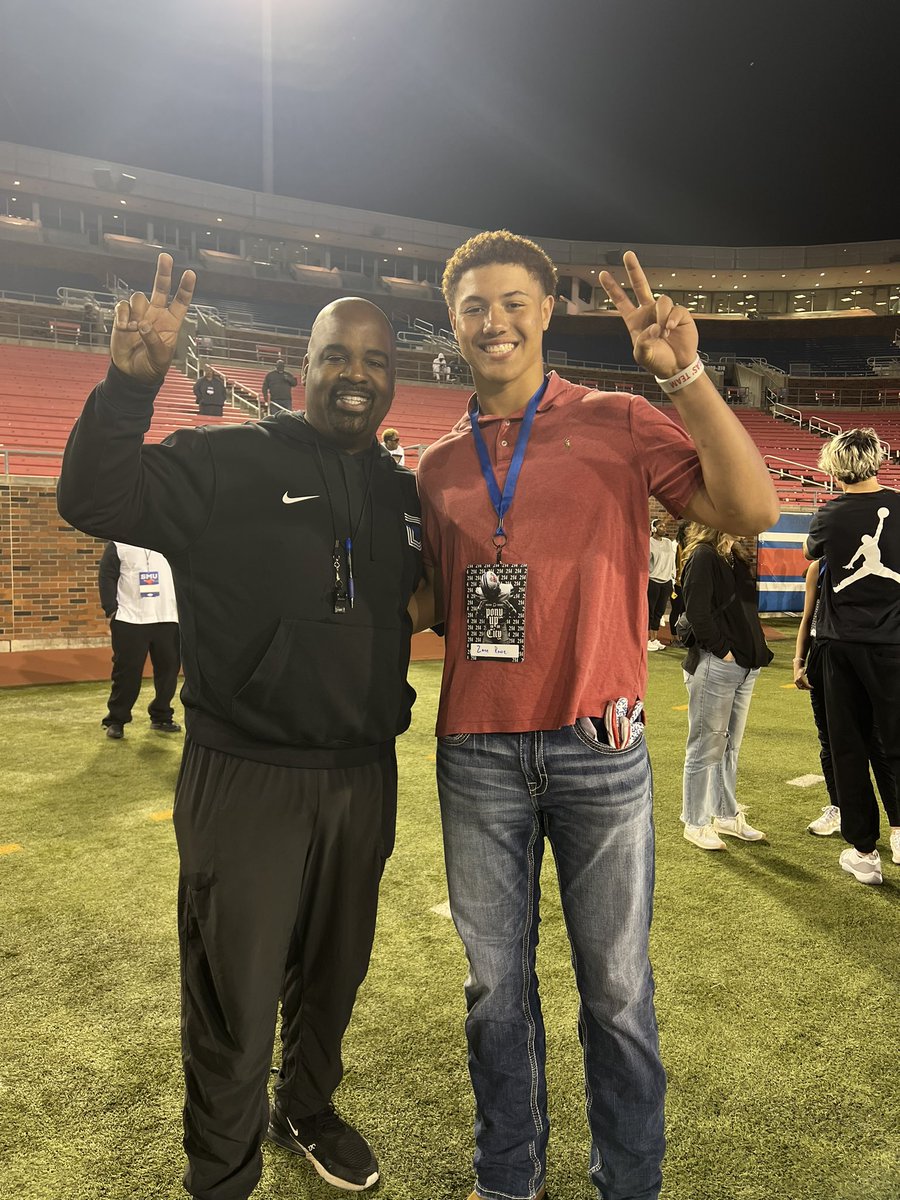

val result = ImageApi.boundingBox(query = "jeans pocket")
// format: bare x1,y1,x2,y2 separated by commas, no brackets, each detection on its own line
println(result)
572,721,645,755
438,732,471,746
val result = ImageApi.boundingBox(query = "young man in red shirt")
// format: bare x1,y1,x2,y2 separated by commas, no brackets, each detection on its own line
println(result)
416,231,778,1200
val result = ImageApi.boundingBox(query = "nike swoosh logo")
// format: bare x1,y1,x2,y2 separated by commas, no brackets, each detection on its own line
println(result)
282,493,320,504
287,1117,299,1137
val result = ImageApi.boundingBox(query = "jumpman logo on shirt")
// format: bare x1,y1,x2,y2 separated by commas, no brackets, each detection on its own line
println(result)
833,505,900,592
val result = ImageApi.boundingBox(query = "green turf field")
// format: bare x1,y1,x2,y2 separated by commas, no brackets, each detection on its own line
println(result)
1,632,898,1200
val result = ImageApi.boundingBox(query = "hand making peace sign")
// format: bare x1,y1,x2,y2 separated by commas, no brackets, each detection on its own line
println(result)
598,251,698,382
111,253,197,385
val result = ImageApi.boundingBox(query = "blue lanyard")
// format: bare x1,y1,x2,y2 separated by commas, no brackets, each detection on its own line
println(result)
469,377,547,558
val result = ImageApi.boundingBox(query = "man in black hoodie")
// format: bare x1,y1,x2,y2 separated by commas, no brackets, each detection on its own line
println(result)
58,254,429,1200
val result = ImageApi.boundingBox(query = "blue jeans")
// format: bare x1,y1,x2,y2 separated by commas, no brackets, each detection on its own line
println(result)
437,727,665,1200
681,652,760,827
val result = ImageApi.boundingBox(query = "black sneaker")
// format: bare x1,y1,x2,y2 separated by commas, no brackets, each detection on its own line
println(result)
105,723,124,740
267,1103,379,1191
150,719,182,733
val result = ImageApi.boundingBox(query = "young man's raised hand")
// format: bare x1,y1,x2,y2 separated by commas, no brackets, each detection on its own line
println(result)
598,251,698,381
111,252,196,385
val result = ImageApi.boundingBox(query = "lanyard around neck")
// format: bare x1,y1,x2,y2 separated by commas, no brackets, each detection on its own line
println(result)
469,377,547,561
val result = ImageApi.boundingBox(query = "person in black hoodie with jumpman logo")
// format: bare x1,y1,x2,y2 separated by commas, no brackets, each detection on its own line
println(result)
58,253,434,1200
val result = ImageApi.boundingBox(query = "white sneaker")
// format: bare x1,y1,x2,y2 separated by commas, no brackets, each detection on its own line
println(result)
714,812,766,842
839,847,883,885
890,829,900,865
647,639,665,651
807,804,841,836
683,823,727,850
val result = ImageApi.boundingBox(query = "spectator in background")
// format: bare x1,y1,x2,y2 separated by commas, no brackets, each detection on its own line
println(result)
193,363,226,417
432,351,446,383
441,356,451,383
804,427,900,885
381,427,405,466
98,541,181,740
680,522,772,850
793,557,900,853
647,517,676,650
81,300,106,347
263,358,298,412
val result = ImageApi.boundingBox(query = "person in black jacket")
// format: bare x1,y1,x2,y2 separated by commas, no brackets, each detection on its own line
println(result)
192,363,226,416
58,254,432,1200
262,358,298,412
679,522,773,850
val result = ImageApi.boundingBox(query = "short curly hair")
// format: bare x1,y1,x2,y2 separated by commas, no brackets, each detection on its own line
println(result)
817,427,885,483
442,230,558,307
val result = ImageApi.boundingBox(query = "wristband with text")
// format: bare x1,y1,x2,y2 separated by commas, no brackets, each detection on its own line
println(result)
655,355,705,394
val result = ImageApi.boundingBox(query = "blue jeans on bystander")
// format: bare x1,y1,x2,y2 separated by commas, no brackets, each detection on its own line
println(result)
681,651,760,828
437,725,666,1200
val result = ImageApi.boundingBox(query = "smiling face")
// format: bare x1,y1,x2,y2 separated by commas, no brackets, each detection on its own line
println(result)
302,299,395,453
449,263,554,413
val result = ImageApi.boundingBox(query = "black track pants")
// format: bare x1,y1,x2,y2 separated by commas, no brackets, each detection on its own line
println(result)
173,739,396,1200
806,639,899,823
820,638,900,853
647,578,670,631
104,619,180,726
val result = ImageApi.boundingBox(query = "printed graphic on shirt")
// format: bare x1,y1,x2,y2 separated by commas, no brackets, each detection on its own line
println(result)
833,506,900,592
139,570,160,599
465,563,527,661
405,513,422,551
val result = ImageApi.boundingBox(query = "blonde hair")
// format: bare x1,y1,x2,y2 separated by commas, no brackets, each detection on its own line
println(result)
817,428,884,483
680,522,751,576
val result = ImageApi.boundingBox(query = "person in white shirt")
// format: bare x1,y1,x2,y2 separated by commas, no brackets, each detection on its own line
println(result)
381,427,405,466
648,518,677,650
432,351,446,383
98,542,181,739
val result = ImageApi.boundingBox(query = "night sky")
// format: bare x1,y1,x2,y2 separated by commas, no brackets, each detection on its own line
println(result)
1,0,897,247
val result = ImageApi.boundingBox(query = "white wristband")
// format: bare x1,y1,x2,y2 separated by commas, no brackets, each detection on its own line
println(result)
655,355,705,394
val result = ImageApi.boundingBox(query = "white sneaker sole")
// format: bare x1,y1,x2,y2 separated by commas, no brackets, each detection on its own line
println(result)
807,825,840,836
684,834,727,851
840,860,883,885
306,1151,379,1193
715,827,766,842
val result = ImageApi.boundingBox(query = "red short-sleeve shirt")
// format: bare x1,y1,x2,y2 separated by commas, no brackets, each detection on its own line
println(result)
417,372,703,735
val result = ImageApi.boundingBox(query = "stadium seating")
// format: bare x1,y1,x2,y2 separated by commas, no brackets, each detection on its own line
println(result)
0,345,250,476
5,343,900,501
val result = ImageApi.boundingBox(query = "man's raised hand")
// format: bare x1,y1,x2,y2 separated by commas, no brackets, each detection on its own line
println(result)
598,251,698,382
111,253,196,385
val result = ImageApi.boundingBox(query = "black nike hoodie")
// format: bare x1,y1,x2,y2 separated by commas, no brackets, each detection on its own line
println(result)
58,364,422,767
